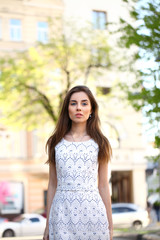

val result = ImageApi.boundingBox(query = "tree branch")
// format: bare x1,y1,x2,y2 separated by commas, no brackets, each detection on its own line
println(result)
84,63,110,84
22,83,57,123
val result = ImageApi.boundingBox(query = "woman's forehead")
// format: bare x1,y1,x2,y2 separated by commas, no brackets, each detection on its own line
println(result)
70,91,89,100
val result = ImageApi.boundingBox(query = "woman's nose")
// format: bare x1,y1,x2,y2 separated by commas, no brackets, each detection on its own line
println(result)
76,103,81,111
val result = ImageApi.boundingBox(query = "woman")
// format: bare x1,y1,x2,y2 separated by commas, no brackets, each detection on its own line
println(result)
43,85,113,240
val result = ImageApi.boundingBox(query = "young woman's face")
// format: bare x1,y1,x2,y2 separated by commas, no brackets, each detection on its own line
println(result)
68,91,92,124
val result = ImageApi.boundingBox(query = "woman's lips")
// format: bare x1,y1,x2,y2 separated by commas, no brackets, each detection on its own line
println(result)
75,113,83,117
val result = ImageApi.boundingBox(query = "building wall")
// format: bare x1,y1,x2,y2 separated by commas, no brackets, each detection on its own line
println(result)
27,175,48,212
63,0,128,23
132,168,147,207
0,0,63,215
0,159,48,214
0,0,63,52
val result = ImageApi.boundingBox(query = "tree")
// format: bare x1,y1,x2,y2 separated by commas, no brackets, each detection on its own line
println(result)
117,0,160,197
0,21,112,130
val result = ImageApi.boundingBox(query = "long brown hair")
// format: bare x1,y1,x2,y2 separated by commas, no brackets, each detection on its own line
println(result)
46,85,112,164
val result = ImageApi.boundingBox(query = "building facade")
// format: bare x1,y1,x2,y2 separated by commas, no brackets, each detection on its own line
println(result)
0,0,63,52
0,0,63,217
0,0,147,219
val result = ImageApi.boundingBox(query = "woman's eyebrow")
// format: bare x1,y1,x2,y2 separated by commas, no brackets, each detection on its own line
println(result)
70,99,88,102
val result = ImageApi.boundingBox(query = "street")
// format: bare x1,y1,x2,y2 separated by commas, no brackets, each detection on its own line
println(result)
113,234,139,240
0,235,139,240
1,237,137,240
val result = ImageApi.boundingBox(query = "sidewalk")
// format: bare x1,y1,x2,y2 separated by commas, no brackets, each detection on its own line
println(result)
1,223,160,240
0,236,42,240
141,222,160,240
113,222,160,240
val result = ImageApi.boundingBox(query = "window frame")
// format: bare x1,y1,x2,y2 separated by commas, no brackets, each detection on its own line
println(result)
10,19,22,41
92,10,107,30
37,21,48,43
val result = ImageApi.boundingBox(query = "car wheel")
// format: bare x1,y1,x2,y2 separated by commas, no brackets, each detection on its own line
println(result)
2,229,15,237
133,221,142,230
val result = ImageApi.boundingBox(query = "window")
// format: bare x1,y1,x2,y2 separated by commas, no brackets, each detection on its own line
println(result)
10,19,22,41
37,21,48,43
29,218,40,223
92,11,107,30
112,207,136,214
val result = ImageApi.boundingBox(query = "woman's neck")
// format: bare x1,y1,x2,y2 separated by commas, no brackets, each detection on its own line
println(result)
70,123,87,136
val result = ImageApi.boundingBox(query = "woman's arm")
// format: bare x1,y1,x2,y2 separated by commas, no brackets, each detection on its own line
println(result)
98,161,113,240
43,162,57,240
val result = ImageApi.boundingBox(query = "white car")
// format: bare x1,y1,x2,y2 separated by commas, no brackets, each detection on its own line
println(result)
0,217,8,224
0,213,46,238
112,203,149,229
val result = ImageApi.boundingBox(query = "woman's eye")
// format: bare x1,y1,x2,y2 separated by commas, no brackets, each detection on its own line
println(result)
71,102,76,106
82,102,87,106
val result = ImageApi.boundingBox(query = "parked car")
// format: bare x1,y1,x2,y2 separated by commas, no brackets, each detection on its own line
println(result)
0,217,8,224
112,203,149,229
0,213,46,237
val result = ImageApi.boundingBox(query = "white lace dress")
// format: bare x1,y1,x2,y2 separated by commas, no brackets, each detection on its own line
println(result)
49,138,110,240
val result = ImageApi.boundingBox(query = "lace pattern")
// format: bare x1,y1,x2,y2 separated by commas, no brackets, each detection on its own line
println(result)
49,139,110,240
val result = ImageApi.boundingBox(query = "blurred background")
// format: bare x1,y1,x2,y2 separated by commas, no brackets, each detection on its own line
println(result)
0,0,159,238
